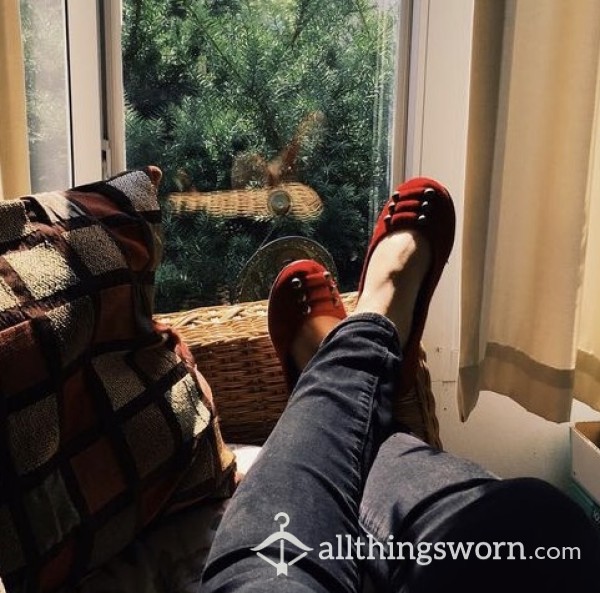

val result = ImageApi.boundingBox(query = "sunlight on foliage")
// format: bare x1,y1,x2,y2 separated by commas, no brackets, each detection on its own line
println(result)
123,0,399,311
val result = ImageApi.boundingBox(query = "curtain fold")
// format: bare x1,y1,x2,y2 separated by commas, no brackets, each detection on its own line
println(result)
0,0,31,200
460,0,600,422
575,57,600,412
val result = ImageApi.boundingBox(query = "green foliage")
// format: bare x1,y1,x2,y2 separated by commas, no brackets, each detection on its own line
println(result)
123,0,397,311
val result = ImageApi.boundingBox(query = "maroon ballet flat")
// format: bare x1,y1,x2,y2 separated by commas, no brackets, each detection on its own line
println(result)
268,260,347,393
359,177,455,446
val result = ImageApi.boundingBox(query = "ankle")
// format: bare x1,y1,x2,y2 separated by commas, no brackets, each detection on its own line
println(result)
353,231,431,343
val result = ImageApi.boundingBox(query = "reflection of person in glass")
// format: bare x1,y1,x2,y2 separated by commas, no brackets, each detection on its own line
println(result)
230,112,326,189
202,179,600,593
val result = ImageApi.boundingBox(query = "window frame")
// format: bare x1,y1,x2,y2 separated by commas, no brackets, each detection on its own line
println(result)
99,0,126,176
66,0,105,185
406,0,474,382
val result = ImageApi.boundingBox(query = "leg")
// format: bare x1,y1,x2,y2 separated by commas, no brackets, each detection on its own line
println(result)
360,433,600,593
201,314,401,593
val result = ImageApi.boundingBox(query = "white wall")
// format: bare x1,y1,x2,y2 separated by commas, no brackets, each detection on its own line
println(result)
439,386,600,490
409,0,600,491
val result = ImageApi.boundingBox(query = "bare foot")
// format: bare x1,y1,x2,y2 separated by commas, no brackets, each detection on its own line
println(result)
353,230,431,345
290,315,341,371
289,230,431,371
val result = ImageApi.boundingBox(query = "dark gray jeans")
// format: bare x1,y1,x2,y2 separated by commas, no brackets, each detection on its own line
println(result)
201,315,600,593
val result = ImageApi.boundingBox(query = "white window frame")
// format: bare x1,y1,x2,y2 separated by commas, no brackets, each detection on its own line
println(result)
37,0,124,187
99,0,126,175
19,0,104,191
405,0,474,383
66,0,104,185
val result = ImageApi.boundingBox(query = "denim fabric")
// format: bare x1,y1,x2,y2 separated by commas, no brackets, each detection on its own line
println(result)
201,315,600,593
360,436,600,592
201,314,400,593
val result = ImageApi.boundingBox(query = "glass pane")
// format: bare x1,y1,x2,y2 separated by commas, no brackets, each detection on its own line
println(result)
20,0,72,193
122,0,402,312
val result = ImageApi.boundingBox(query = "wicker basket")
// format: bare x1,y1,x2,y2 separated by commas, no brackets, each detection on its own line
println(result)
155,293,441,448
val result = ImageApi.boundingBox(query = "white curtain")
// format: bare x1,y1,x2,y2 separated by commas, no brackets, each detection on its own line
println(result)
460,0,600,422
0,0,31,200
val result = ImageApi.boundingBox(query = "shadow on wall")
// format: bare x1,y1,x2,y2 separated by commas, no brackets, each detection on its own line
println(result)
437,384,600,491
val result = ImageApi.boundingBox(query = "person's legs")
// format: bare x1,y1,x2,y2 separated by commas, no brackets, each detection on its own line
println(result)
201,313,401,593
202,172,600,593
359,432,600,593
202,182,450,593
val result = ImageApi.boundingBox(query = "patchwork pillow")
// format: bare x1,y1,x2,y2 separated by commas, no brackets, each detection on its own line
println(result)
0,167,236,593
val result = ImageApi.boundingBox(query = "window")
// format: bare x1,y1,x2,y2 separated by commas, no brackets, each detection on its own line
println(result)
20,0,71,192
17,0,463,379
121,0,410,312
20,0,104,192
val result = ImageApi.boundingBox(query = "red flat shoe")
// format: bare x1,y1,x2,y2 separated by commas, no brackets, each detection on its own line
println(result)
359,177,455,446
268,260,347,393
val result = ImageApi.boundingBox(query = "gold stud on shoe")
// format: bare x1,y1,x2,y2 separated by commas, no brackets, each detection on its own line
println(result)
417,214,427,225
391,192,400,202
302,304,312,315
388,202,396,214
384,214,392,226
291,277,303,289
323,271,331,280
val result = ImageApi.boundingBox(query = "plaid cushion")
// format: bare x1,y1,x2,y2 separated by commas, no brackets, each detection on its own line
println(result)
0,168,235,593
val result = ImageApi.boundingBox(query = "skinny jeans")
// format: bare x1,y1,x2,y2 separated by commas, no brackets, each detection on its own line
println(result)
201,314,600,593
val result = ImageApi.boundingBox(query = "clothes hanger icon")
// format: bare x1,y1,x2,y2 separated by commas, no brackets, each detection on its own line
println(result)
251,512,313,576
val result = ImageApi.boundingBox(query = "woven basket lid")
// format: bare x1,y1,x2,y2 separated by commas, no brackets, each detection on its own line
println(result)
168,183,323,221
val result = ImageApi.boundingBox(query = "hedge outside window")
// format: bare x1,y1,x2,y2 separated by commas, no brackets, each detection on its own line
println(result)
122,0,403,312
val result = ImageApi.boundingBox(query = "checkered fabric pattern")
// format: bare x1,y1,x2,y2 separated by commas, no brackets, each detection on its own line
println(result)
0,168,236,593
